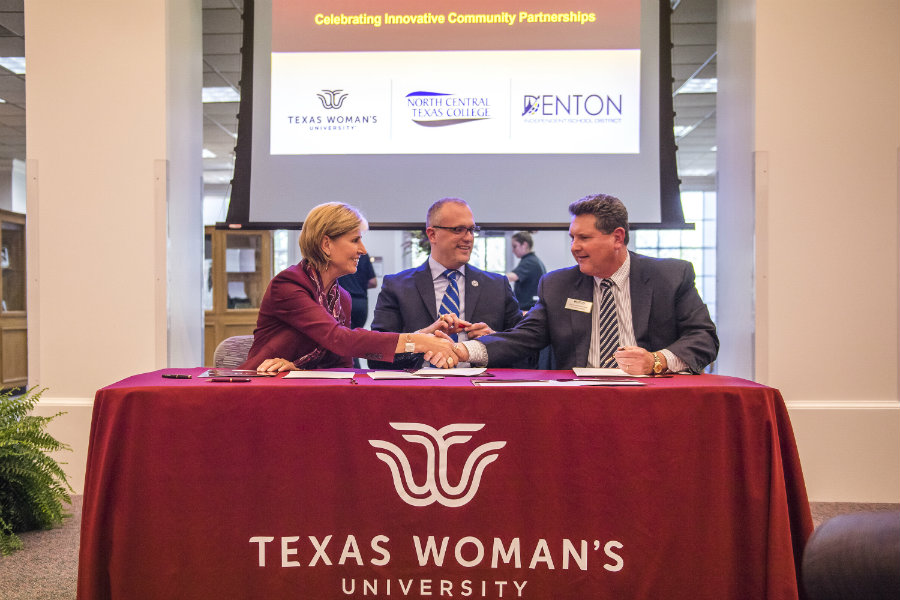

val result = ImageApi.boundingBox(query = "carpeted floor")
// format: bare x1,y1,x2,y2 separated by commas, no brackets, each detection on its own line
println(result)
0,496,896,599
0,496,82,600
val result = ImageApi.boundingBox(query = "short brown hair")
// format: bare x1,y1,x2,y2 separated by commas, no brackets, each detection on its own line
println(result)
426,198,469,227
511,231,534,248
568,194,630,245
299,202,367,271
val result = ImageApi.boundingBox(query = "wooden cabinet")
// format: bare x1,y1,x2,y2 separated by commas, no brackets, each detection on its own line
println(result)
203,227,272,366
0,209,26,388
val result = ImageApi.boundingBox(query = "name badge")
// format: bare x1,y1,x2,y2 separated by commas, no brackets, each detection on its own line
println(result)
565,298,592,313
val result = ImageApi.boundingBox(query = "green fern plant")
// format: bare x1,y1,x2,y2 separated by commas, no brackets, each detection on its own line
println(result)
0,386,73,556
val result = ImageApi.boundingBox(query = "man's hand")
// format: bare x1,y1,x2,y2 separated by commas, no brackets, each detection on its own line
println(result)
419,314,472,335
463,322,494,339
613,346,663,375
443,333,471,364
419,332,460,368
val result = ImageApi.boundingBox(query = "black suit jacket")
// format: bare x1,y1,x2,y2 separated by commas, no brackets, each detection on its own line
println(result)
370,260,525,368
479,253,718,372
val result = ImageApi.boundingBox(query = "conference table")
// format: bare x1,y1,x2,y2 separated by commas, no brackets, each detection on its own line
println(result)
77,369,813,599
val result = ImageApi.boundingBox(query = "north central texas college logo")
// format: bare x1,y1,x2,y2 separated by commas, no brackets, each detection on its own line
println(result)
369,423,506,508
405,91,492,127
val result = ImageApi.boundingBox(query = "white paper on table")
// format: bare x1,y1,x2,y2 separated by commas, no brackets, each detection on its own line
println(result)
366,371,444,380
472,379,645,387
572,367,647,378
283,371,356,379
414,367,486,377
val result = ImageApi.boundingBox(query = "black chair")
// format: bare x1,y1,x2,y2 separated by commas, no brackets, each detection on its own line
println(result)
802,511,900,600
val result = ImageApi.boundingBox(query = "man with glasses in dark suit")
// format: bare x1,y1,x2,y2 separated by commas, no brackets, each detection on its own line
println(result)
369,198,525,369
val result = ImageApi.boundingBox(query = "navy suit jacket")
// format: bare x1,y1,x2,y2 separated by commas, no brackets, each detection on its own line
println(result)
370,260,525,368
479,253,719,373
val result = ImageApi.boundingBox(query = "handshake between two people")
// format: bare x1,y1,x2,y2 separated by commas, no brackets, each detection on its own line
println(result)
254,314,480,373
417,313,478,369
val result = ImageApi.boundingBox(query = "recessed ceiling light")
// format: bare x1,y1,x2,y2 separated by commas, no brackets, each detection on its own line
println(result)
677,78,717,94
0,57,25,75
202,87,240,103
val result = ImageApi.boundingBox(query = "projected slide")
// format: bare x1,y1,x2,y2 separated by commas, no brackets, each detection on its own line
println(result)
270,0,641,155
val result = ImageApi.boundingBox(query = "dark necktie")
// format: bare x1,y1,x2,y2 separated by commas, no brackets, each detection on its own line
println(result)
439,269,461,341
594,278,619,368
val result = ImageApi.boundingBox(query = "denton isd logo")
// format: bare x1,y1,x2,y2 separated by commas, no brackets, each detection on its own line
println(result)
369,423,506,507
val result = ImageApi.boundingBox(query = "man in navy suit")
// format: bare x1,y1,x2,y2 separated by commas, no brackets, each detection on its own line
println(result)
370,198,525,369
452,194,718,374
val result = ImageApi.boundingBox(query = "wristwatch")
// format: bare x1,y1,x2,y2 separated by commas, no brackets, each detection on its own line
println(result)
404,334,416,353
651,352,663,374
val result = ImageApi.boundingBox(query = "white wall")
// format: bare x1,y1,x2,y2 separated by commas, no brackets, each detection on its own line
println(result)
26,0,202,494
719,0,900,501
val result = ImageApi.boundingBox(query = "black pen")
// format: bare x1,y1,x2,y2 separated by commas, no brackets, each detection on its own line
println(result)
162,374,192,379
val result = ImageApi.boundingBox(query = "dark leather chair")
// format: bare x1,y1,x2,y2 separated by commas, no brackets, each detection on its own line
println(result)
802,511,900,600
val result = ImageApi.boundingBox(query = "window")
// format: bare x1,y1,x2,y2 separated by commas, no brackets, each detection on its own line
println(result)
272,230,290,274
407,230,507,274
634,190,716,322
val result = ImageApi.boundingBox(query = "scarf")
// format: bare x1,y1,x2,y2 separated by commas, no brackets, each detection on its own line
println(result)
292,259,344,368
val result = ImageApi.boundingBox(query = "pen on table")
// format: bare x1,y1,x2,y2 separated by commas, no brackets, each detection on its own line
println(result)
162,374,192,379
209,377,251,383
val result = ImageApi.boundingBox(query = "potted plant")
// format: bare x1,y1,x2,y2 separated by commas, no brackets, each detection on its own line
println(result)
0,387,73,555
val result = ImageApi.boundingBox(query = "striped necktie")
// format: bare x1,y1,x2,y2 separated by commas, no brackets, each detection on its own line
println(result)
439,269,461,341
590,278,620,368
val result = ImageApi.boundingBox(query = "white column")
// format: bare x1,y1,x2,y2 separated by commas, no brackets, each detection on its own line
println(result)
26,2,202,394
736,0,899,501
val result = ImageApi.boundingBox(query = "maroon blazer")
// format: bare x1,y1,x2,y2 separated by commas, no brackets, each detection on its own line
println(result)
239,262,399,370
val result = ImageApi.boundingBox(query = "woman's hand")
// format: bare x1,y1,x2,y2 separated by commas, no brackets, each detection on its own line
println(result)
410,332,459,368
256,358,298,373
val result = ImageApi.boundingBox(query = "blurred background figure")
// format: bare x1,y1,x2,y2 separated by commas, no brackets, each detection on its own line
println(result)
507,231,546,312
338,253,377,329
338,253,377,367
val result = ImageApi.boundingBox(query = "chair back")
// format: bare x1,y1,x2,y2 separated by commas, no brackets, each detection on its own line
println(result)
212,335,255,368
802,511,900,600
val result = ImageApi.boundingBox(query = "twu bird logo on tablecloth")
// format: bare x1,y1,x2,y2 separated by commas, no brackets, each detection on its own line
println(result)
369,423,506,507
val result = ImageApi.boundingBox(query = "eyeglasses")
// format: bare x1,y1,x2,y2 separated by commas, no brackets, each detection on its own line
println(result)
431,225,481,235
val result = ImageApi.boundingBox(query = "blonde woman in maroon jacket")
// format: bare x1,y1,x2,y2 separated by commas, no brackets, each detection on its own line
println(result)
240,202,457,372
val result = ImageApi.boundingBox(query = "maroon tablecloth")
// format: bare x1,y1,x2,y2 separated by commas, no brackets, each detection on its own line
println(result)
77,369,812,599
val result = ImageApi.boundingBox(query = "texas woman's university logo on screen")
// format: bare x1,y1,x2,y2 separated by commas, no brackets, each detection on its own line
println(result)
369,423,506,507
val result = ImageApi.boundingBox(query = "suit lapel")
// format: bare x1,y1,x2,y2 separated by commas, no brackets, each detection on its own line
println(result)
568,270,594,366
462,265,483,321
414,262,439,321
628,253,652,344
